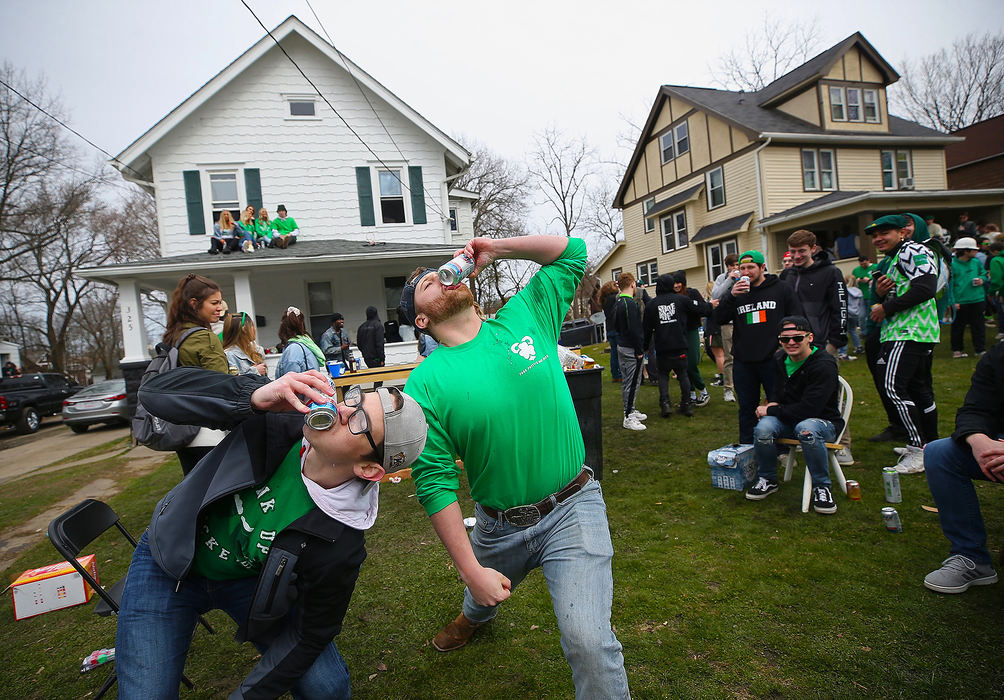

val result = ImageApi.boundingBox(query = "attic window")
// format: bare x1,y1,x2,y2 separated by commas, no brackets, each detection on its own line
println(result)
289,101,315,116
829,87,846,121
863,90,880,123
285,95,320,120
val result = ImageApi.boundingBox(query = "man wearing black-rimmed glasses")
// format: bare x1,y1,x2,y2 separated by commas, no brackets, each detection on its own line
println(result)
746,316,844,514
115,368,427,699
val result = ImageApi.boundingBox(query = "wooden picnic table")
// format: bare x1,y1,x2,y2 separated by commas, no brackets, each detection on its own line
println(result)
331,362,420,401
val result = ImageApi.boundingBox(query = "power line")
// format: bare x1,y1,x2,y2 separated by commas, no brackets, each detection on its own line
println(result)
239,0,449,222
0,78,147,181
0,134,143,195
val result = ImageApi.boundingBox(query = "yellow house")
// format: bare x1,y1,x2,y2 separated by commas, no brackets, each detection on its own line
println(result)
598,32,1004,289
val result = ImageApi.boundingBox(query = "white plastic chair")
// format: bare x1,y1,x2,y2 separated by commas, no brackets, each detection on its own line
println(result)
780,375,853,513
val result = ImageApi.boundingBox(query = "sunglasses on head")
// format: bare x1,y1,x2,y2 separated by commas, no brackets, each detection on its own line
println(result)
778,334,807,344
232,312,248,328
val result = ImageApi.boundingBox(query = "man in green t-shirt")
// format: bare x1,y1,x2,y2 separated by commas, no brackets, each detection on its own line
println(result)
273,204,299,249
865,214,940,474
400,235,630,699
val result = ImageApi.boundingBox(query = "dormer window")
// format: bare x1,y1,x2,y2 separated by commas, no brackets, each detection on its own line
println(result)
863,90,880,123
828,85,881,124
829,87,846,121
846,89,861,121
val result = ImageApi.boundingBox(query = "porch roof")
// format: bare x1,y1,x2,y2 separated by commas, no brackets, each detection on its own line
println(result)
78,238,458,285
758,188,1004,229
690,211,754,244
645,183,705,219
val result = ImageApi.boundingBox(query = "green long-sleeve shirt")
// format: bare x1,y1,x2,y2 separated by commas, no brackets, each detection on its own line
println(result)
951,256,988,305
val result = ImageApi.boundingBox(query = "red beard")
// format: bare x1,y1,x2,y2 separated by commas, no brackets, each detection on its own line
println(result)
424,284,475,325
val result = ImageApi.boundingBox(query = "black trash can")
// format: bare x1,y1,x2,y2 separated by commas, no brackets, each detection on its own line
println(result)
559,319,597,347
120,358,152,421
565,366,603,480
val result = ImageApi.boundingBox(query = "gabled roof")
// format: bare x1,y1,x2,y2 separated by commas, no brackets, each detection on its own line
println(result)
757,32,899,107
614,32,940,209
113,15,470,182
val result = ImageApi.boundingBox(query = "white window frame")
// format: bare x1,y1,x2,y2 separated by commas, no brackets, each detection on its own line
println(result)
202,165,246,232
644,197,656,232
448,208,458,231
706,238,739,281
636,260,658,287
706,167,725,210
659,132,674,164
846,88,862,122
863,89,880,123
674,122,690,157
661,208,688,253
829,87,846,121
370,165,411,226
801,149,836,192
611,267,622,282
283,94,321,121
881,150,913,190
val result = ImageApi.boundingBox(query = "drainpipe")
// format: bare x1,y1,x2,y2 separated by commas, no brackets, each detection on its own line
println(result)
753,135,772,260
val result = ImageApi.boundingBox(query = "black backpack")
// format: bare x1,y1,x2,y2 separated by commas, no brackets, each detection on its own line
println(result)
131,327,203,451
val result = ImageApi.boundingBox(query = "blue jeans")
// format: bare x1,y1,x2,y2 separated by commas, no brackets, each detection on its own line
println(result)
733,357,778,444
754,416,836,487
464,478,630,700
117,533,351,699
924,436,1001,566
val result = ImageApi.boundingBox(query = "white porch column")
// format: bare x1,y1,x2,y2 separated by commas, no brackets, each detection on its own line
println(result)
233,271,256,320
118,278,148,363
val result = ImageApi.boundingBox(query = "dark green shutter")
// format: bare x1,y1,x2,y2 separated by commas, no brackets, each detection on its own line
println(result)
356,167,375,226
244,168,262,211
182,170,205,235
408,166,427,225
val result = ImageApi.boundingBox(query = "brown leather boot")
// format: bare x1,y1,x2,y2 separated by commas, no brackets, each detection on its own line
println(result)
431,613,485,652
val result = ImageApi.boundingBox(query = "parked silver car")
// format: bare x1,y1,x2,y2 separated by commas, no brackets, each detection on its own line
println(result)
61,379,129,433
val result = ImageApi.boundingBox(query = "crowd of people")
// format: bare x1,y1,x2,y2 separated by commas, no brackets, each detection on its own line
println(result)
109,217,999,698
208,203,300,254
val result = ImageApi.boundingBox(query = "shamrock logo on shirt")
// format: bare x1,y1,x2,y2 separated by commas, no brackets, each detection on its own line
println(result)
510,335,536,361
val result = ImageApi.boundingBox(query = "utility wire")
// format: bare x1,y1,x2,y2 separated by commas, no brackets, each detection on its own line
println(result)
0,78,147,181
239,0,449,222
302,0,448,221
0,134,143,195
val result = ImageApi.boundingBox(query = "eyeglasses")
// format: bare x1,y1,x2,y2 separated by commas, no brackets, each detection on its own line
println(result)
778,335,807,344
305,385,381,462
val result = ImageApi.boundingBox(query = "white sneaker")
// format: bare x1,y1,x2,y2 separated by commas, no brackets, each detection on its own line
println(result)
835,446,854,465
894,445,925,474
623,416,647,431
628,410,647,421
723,389,736,402
242,239,254,253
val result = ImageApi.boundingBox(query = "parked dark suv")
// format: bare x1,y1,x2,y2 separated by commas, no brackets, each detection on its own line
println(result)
0,373,82,434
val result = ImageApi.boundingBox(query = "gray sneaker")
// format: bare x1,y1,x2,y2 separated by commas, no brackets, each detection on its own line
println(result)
923,555,998,594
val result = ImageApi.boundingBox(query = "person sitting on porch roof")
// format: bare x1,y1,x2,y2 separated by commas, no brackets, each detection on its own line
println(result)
272,204,299,249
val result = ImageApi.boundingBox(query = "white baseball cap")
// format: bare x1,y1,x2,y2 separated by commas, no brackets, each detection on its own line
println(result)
953,237,979,251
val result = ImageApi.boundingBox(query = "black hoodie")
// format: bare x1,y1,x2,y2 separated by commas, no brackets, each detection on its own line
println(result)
673,270,712,330
765,347,845,434
714,273,804,363
786,249,847,349
644,274,703,354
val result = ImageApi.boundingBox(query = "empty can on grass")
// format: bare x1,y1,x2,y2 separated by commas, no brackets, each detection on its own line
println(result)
882,506,902,533
846,480,861,500
882,467,902,503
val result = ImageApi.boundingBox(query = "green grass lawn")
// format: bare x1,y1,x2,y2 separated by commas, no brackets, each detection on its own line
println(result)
1,336,1001,699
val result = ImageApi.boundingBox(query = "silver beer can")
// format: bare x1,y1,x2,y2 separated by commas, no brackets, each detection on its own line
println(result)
882,467,902,503
438,253,475,287
882,506,903,533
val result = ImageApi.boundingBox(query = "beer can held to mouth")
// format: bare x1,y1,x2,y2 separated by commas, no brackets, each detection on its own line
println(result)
439,253,476,287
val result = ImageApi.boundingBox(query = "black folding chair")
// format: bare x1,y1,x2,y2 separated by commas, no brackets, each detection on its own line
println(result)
47,499,213,697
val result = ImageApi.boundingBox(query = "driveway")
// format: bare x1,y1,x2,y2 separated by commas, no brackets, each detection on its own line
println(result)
0,419,132,485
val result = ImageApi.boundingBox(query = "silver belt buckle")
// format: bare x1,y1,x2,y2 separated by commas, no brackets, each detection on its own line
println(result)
503,505,541,527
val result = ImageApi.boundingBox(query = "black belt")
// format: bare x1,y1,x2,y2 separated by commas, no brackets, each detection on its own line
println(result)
480,468,591,527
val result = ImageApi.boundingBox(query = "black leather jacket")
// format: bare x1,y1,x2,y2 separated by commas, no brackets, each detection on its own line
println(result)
139,368,366,700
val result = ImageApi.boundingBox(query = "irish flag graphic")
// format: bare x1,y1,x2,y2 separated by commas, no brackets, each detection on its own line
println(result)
746,309,767,324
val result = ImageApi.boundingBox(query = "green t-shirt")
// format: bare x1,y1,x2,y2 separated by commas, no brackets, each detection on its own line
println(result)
274,216,298,234
880,241,940,344
951,256,988,305
784,346,817,376
405,238,588,516
255,220,275,240
191,442,315,580
851,264,877,298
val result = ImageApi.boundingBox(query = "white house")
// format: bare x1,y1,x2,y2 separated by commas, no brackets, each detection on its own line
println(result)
80,15,477,370
0,340,21,372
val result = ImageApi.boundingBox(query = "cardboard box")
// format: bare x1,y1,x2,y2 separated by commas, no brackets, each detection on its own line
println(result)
11,555,98,620
708,443,757,491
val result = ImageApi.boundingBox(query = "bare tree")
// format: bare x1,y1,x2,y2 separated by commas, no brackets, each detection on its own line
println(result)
0,63,70,265
529,127,595,237
582,176,623,260
452,139,533,308
711,15,822,91
890,31,1004,132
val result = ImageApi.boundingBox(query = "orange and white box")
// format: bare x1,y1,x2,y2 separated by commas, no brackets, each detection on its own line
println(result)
11,555,98,620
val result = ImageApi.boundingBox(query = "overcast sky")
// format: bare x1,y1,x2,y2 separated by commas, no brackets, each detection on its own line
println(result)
2,0,1002,208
